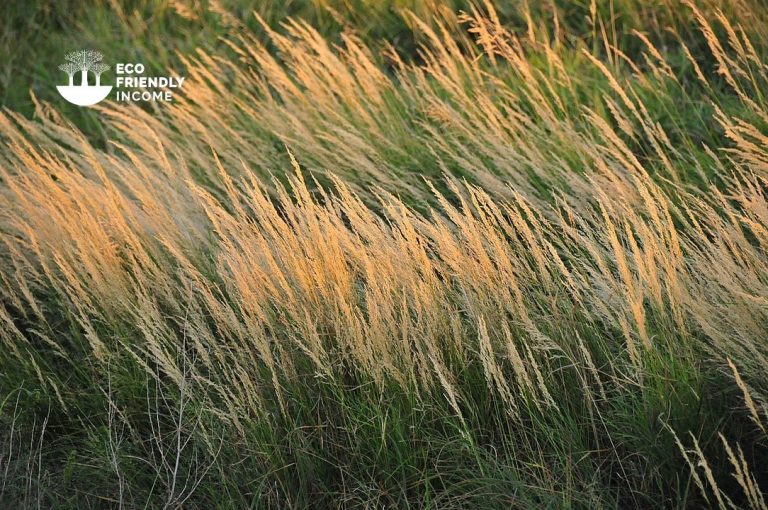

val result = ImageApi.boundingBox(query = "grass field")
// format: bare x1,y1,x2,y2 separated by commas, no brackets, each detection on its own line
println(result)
1,0,768,507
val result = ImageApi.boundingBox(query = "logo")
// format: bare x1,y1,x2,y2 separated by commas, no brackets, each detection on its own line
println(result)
56,49,186,107
57,50,112,106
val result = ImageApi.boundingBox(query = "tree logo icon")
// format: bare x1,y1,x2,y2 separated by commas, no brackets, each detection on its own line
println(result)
56,50,112,106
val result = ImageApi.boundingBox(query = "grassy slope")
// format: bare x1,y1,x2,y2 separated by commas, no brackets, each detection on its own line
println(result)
1,1,768,508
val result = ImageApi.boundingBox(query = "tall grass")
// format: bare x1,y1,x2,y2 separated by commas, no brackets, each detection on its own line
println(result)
1,1,768,507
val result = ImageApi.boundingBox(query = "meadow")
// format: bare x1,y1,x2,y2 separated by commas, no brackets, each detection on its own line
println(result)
1,0,768,507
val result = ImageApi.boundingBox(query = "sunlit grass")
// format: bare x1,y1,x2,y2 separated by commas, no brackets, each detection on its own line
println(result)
1,1,768,507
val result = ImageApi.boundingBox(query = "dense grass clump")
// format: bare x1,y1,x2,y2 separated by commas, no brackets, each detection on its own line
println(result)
2,1,768,507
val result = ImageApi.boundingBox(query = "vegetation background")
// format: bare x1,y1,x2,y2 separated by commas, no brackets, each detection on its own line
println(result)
1,0,768,507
